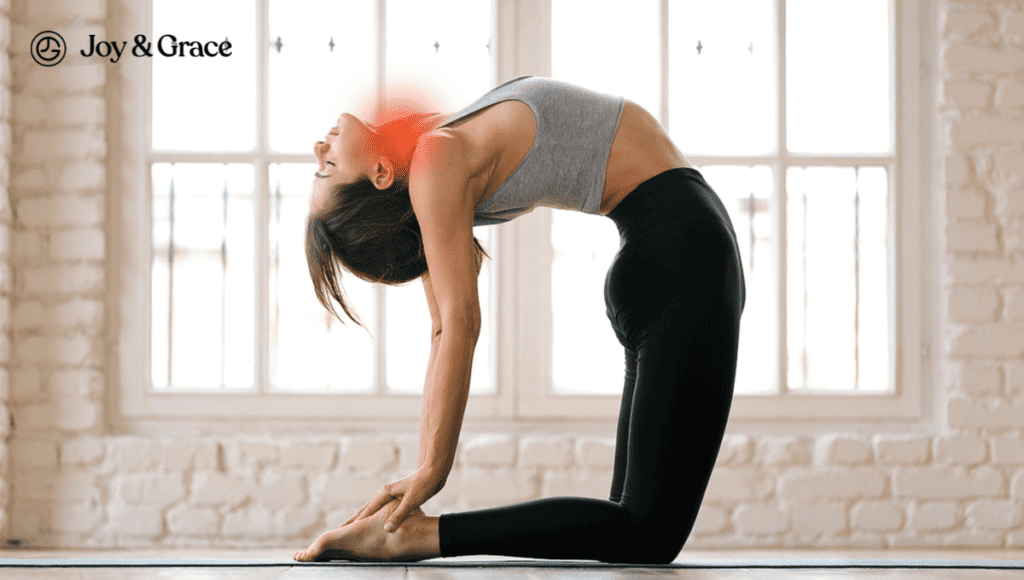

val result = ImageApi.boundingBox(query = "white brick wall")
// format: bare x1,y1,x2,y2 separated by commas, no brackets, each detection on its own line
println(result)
3,0,1024,552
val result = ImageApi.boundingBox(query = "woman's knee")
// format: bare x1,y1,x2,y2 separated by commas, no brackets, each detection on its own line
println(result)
606,517,689,564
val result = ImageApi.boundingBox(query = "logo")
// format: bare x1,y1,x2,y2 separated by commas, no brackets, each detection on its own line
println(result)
31,30,66,67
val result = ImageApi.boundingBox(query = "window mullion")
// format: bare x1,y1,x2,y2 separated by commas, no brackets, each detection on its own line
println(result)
256,0,270,394
776,0,789,396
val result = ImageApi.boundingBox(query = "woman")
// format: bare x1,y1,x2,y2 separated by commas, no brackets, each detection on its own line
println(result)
296,75,746,564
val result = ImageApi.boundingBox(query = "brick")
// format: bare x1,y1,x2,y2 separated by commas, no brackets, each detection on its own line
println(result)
342,436,398,471
11,367,41,400
60,436,104,465
943,9,996,36
943,43,1024,76
227,438,278,471
15,335,94,365
50,228,104,260
949,324,1024,359
17,129,106,162
715,434,753,466
166,505,220,536
574,437,614,468
460,434,515,467
945,154,971,188
50,368,103,398
732,503,788,535
104,437,159,473
278,507,322,538
49,96,106,129
996,79,1024,109
26,0,106,22
12,230,40,259
965,499,1021,530
280,439,338,470
946,221,999,253
892,467,1003,499
952,361,1002,396
255,470,306,510
519,436,572,468
850,501,904,532
460,468,538,506
10,439,57,468
942,80,991,109
777,468,886,501
1011,290,1024,321
755,436,811,466
817,434,872,465
874,435,931,465
908,501,958,532
22,265,103,295
1008,362,1024,396
191,471,252,507
114,473,185,507
948,398,1024,429
993,149,1024,185
991,433,1024,463
934,433,986,465
395,434,419,471
49,502,103,535
1012,470,1024,500
690,505,729,535
703,468,774,502
947,188,985,218
540,468,611,499
945,257,1024,285
317,471,385,508
223,506,275,538
22,62,105,95
790,503,846,535
948,286,1000,322
16,195,103,227
13,469,58,500
107,503,163,537
160,440,198,471
53,398,99,431
1005,11,1024,37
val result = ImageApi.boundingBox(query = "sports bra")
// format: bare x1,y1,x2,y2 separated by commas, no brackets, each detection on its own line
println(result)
438,76,625,226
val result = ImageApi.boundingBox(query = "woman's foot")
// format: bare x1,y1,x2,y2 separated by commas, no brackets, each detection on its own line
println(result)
293,498,440,562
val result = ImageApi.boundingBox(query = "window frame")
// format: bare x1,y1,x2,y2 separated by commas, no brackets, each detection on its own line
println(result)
515,0,932,421
113,0,934,423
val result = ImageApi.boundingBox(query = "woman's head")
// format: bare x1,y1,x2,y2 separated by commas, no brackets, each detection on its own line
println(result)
306,113,489,329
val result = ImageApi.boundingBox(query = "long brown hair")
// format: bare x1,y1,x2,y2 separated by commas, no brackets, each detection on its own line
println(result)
305,176,489,331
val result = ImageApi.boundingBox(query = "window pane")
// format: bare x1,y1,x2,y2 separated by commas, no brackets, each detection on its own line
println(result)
786,166,891,392
552,0,660,115
787,0,892,154
386,0,491,114
698,166,777,394
268,164,376,392
550,210,622,395
152,0,256,151
268,0,376,153
387,226,496,395
668,0,776,156
151,163,255,390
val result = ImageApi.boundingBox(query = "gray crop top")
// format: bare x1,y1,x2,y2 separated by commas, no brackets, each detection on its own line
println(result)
439,76,625,226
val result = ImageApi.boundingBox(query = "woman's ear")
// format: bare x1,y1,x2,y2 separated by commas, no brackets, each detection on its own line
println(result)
370,156,395,190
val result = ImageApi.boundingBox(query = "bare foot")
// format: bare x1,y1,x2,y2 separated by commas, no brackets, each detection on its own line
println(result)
293,498,438,562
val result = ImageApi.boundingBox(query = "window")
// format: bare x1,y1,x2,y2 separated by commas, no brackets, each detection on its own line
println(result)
117,0,929,422
518,0,927,419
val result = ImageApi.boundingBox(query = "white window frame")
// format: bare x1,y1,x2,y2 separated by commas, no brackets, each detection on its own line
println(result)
112,0,934,424
514,0,934,421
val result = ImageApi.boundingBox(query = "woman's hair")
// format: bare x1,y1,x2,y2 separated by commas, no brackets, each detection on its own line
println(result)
305,176,490,331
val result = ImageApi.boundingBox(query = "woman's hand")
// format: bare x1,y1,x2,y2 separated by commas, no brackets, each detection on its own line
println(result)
339,466,445,533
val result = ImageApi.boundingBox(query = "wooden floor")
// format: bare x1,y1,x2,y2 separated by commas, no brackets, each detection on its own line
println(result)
1,549,1023,579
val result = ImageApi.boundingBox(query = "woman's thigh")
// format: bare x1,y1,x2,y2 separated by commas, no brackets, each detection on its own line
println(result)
604,215,743,527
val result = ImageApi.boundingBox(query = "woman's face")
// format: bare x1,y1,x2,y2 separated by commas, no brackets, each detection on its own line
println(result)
311,113,377,211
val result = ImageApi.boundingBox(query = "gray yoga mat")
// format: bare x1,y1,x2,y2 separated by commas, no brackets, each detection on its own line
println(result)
0,558,1022,568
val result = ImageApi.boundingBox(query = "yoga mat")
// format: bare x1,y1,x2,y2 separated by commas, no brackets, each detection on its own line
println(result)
0,558,1022,568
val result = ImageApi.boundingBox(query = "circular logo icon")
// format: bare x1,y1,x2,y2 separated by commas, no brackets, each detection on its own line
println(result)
31,31,66,67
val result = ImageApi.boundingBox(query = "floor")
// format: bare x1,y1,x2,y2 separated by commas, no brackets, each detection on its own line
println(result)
1,549,1023,579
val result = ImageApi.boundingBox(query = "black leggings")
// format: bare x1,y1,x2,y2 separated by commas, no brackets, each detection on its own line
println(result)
438,167,746,564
